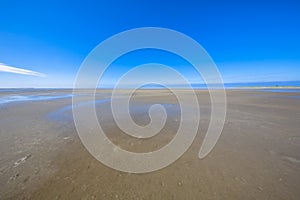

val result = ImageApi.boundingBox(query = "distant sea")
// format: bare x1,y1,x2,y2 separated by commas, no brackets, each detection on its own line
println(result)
221,81,300,89
137,81,300,89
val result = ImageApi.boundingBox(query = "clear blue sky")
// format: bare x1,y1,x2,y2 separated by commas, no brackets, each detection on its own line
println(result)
0,0,299,88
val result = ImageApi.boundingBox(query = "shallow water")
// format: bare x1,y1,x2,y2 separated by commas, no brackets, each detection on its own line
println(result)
0,94,73,105
47,98,111,121
47,98,178,122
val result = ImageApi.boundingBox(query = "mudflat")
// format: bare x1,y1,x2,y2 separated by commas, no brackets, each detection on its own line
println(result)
0,89,300,199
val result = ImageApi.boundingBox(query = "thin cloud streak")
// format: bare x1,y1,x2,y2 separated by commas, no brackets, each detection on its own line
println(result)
0,63,46,77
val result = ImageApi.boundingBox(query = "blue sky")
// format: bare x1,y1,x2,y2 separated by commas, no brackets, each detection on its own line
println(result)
0,0,299,88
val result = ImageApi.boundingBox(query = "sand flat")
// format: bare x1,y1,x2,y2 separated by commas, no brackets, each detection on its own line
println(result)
0,89,300,199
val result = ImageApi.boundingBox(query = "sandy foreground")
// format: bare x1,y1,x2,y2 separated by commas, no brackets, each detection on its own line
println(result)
0,89,299,200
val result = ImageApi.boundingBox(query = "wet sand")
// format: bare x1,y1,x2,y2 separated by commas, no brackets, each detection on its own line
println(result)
0,89,300,199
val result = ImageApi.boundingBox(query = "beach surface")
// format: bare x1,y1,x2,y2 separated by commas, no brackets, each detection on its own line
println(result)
0,89,300,199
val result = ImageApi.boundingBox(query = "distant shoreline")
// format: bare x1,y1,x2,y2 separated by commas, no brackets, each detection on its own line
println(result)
1,80,300,91
1,87,300,91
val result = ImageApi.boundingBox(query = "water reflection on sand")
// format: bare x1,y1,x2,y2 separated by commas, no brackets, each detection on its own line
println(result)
0,94,73,105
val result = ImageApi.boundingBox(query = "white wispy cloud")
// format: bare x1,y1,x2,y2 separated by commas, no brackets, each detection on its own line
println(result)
0,63,46,77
